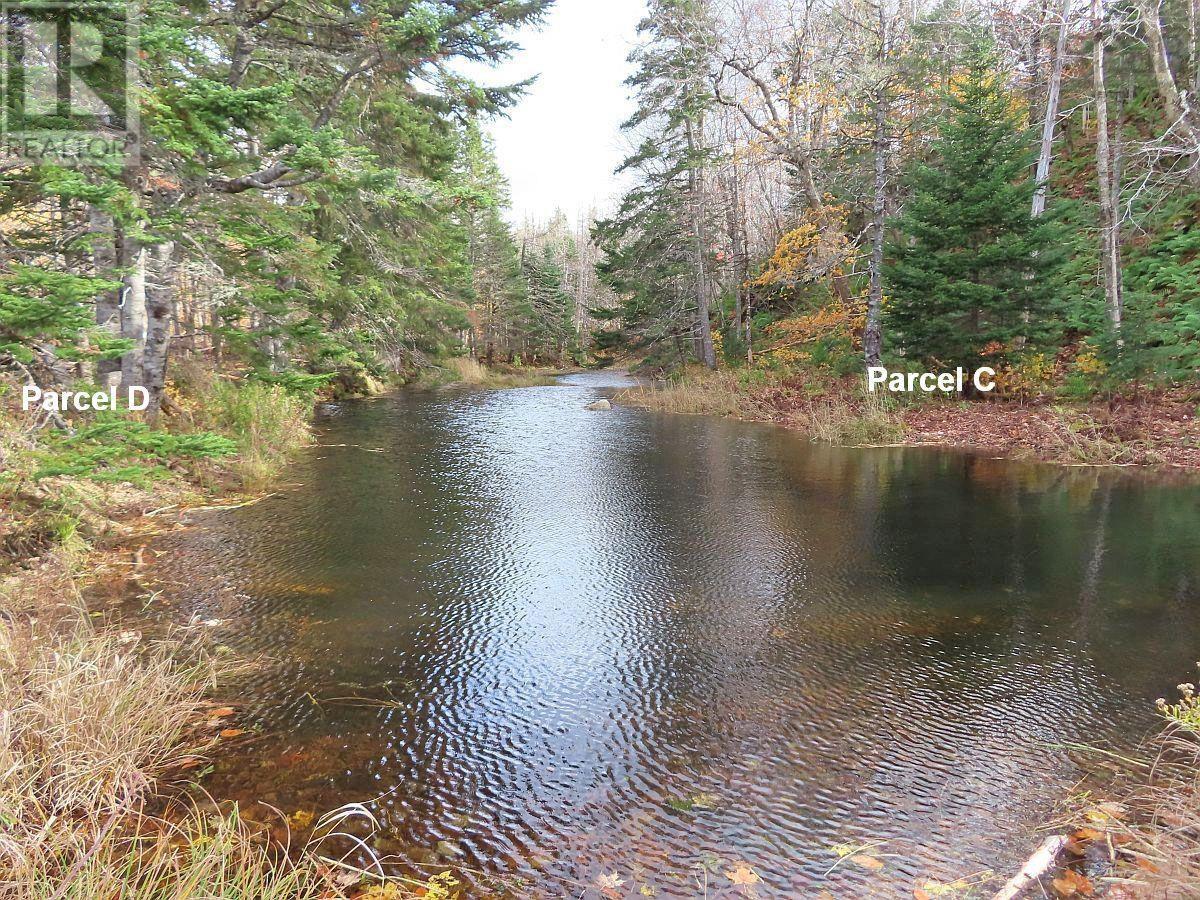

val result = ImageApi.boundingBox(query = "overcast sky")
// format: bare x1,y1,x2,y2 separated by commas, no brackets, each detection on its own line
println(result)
464,0,647,225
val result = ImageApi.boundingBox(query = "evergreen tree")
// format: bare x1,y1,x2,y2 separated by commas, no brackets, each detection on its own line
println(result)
594,0,720,369
517,245,575,364
884,49,1066,369
456,122,527,363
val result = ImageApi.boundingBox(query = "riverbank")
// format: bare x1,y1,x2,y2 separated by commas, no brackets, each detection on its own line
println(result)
0,361,533,898
614,369,1200,471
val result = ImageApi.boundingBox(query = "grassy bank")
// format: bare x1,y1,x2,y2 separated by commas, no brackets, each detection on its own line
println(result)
0,368,457,897
1029,674,1200,898
615,367,1200,470
414,356,565,390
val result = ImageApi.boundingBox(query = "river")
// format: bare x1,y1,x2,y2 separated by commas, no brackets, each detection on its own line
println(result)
146,372,1200,897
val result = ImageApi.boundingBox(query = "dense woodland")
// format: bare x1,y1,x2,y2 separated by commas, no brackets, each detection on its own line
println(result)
2,0,1199,446
598,0,1200,395
1,0,601,431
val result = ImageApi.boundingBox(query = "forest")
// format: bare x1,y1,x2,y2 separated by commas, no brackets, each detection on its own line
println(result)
3,0,1200,897
599,0,1199,403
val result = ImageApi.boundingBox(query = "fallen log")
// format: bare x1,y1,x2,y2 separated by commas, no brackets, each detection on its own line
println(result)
991,834,1069,900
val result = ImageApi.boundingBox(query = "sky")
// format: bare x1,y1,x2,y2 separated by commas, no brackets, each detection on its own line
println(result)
464,0,647,225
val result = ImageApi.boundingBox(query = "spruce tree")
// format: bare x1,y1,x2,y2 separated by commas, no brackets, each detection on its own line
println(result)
884,48,1065,369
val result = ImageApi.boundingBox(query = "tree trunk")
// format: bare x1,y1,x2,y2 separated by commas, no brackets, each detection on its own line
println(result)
89,208,122,388
143,241,176,420
865,88,887,370
1093,0,1124,336
119,241,148,395
1133,0,1200,186
1032,0,1071,218
1191,0,1199,98
686,117,717,370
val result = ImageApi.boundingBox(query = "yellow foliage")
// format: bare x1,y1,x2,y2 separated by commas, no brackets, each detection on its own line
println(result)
764,300,866,360
991,352,1057,399
1073,347,1107,378
753,206,855,290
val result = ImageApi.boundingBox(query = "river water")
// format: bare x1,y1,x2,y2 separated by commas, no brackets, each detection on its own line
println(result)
149,372,1200,897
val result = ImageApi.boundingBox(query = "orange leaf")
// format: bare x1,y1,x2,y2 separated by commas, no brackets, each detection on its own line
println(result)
219,728,245,739
1051,869,1094,897
724,863,760,886
210,707,235,717
850,855,884,871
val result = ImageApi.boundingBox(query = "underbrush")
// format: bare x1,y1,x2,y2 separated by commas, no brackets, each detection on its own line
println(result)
614,368,769,417
805,390,907,446
181,374,313,491
420,356,560,390
1039,408,1165,467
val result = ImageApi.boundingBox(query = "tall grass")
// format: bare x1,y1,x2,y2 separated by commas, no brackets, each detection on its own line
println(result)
0,617,205,889
0,615,398,898
425,357,560,390
614,369,757,417
806,390,906,446
11,807,316,900
192,379,313,490
615,369,907,447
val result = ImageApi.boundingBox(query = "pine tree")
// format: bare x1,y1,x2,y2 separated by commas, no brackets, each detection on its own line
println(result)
883,48,1066,369
594,0,720,369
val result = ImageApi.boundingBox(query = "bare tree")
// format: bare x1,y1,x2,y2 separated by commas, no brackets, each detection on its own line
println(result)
1093,0,1124,335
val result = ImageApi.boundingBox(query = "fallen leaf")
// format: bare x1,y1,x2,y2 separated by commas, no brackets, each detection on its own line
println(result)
209,707,235,718
725,863,760,886
219,728,245,739
1133,856,1160,873
850,854,885,871
596,873,625,898
914,889,931,900
1051,869,1094,897
287,809,315,830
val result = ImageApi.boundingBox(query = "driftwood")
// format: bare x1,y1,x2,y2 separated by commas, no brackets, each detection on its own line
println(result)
991,835,1069,900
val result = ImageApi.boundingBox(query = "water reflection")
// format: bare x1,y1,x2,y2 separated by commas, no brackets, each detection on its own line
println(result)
149,373,1200,896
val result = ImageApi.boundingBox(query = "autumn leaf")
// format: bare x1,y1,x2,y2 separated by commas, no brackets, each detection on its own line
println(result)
914,889,931,900
596,873,625,898
850,854,885,871
725,863,760,886
287,809,315,830
209,706,236,718
1051,869,1094,897
219,728,245,739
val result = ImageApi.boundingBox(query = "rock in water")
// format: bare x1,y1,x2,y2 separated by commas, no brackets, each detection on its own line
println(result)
585,399,612,411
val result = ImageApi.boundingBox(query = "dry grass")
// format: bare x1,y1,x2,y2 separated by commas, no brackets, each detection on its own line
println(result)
614,369,761,418
0,610,435,898
0,618,210,868
615,369,908,447
432,357,560,390
1039,408,1164,467
1047,677,1200,897
805,390,906,446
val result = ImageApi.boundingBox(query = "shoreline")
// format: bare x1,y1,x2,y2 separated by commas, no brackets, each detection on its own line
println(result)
614,370,1200,474
3,369,1194,897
